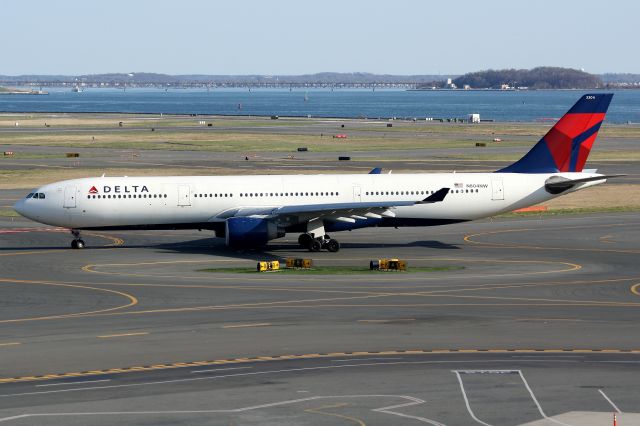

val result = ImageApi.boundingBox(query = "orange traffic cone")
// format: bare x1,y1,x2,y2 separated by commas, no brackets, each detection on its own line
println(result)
614,412,618,426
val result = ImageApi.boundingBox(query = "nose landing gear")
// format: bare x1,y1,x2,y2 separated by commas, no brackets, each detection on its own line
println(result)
70,229,85,249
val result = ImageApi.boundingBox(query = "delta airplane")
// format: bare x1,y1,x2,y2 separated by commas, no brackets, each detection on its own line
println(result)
14,94,619,252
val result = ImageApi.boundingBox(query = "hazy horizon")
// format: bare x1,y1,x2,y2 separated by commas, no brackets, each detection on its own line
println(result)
2,0,638,75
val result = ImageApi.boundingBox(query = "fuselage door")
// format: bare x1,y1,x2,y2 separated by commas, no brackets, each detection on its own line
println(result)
491,178,504,201
63,186,77,208
178,185,191,206
353,185,362,202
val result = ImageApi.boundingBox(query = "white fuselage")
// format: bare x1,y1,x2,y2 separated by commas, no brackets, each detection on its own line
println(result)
14,171,603,234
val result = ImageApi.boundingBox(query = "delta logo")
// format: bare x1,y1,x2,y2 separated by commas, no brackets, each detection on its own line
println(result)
88,185,149,194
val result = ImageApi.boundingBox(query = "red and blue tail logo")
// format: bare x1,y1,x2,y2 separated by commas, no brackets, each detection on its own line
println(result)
498,94,613,173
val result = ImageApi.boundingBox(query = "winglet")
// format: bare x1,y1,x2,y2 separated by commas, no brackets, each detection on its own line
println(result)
368,167,382,174
417,188,450,204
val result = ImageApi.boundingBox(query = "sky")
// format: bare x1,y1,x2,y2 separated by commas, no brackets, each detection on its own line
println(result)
2,0,638,75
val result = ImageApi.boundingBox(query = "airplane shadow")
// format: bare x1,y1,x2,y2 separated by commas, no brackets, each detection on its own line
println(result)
0,238,459,261
147,238,460,261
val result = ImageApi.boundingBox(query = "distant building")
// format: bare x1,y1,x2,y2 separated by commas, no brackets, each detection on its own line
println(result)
468,113,480,123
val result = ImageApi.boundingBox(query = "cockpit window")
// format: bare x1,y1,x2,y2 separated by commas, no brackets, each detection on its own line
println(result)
26,193,34,199
38,193,46,199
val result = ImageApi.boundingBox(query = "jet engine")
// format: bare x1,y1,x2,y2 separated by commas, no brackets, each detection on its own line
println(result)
225,217,285,247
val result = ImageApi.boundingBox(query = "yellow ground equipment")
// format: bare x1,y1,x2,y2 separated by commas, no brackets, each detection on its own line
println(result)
257,260,280,272
286,258,313,269
370,258,407,271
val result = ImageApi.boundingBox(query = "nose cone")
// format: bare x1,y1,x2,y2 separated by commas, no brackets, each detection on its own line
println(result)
13,199,25,217
13,199,34,220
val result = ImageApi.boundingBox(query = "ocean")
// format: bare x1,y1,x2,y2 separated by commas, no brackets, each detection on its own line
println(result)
0,88,638,123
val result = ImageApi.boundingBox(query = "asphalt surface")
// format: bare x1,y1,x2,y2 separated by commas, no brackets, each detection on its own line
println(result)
1,211,639,425
1,116,639,424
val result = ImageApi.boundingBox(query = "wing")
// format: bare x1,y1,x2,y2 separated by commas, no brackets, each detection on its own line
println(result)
214,188,450,224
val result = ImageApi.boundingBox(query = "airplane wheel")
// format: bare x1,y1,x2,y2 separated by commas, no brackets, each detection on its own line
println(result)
298,233,313,248
309,239,322,252
71,240,78,249
77,239,85,249
326,239,340,253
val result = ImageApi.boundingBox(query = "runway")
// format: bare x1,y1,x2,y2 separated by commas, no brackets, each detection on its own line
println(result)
1,211,639,424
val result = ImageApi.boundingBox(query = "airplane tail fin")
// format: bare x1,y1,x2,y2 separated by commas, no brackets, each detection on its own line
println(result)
498,93,613,173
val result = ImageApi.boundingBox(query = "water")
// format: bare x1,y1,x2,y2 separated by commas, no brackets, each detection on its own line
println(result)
0,88,639,123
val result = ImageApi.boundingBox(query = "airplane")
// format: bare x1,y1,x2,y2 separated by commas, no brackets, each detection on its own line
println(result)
14,93,619,252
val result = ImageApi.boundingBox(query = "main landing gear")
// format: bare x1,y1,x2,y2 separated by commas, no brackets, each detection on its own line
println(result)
298,233,341,253
70,229,85,249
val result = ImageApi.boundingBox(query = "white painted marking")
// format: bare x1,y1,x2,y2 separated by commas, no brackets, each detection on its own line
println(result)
598,389,621,413
0,395,443,424
331,357,403,362
518,370,571,426
453,370,492,426
0,359,570,398
511,356,584,359
36,379,111,388
191,366,253,374
373,397,446,425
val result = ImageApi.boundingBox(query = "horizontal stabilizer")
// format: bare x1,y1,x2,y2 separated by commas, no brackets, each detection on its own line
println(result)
417,187,450,204
545,175,624,194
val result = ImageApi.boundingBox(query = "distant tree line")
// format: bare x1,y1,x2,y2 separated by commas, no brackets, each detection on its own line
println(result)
0,72,449,85
452,67,603,89
601,73,640,84
3,69,636,87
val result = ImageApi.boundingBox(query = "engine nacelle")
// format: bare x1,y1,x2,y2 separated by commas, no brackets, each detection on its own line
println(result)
225,217,284,247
